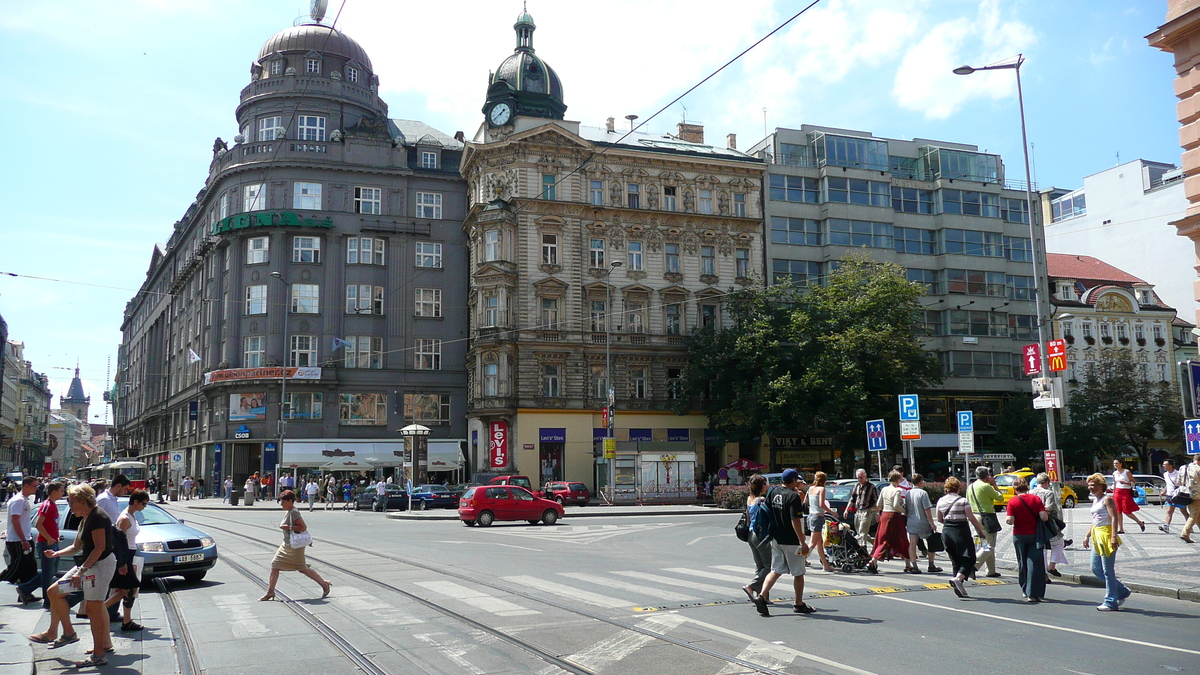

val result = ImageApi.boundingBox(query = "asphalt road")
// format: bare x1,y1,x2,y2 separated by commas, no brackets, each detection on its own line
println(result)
10,505,1200,674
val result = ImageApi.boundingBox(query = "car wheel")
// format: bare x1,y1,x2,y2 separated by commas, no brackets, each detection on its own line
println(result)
182,572,207,582
1063,496,1076,509
354,500,361,511
417,500,426,511
462,519,475,527
541,510,559,526
555,496,564,506
477,511,494,527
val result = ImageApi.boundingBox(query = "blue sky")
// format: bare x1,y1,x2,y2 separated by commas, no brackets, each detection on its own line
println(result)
0,0,1181,412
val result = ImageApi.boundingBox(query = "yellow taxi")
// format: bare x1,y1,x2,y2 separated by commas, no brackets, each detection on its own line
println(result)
994,468,1079,509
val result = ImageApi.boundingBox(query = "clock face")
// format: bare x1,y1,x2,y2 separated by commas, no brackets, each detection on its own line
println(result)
489,102,512,126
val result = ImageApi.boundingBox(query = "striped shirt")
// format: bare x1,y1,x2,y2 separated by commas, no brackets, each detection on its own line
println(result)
936,494,970,522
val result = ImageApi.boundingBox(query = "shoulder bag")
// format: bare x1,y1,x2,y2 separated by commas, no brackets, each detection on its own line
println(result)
290,530,313,548
970,483,1002,534
1018,494,1057,549
734,507,750,542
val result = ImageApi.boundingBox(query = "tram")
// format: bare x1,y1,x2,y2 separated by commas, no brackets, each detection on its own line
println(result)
89,461,148,490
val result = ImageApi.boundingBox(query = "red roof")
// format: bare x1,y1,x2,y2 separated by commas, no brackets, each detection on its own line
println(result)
1046,254,1146,285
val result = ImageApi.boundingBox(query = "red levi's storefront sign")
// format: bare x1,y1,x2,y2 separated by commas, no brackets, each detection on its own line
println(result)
489,421,509,469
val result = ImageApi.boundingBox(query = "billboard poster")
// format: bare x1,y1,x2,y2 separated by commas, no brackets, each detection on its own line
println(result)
229,393,266,421
489,421,508,469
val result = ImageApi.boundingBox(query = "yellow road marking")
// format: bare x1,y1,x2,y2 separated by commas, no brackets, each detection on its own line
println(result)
867,587,902,593
816,590,851,597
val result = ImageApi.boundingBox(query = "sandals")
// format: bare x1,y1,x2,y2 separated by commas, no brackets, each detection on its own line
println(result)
321,581,332,598
73,654,108,667
120,621,144,632
258,592,275,601
85,647,115,655
28,632,54,644
51,633,79,648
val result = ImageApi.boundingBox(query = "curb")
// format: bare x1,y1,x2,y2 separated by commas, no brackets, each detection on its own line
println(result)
997,562,1200,603
0,630,34,675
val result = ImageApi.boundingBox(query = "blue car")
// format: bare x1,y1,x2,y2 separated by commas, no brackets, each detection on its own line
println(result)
409,485,458,510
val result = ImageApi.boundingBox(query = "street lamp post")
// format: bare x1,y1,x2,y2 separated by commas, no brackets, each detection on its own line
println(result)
604,260,623,503
270,272,291,500
954,55,1058,455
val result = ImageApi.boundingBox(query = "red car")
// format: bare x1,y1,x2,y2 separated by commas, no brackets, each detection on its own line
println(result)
541,481,590,506
459,485,563,527
486,475,533,491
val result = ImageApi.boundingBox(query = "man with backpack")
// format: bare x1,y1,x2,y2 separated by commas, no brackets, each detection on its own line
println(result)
758,469,817,615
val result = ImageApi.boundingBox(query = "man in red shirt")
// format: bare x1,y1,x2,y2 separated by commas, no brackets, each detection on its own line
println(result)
18,481,65,606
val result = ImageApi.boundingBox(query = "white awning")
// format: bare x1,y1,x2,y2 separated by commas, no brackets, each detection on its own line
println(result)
278,439,406,468
427,439,466,471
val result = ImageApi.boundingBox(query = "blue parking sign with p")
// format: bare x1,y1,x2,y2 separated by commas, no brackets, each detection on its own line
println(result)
958,411,974,433
866,419,887,451
899,395,919,421
1186,419,1200,455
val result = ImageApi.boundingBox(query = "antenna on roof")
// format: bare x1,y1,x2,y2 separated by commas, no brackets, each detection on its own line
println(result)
625,114,638,132
681,104,687,124
310,0,329,23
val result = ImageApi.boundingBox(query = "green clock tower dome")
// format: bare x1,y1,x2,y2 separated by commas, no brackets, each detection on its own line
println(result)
482,7,566,125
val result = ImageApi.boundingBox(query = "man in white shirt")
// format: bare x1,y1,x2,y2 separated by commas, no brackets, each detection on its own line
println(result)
375,478,389,512
304,479,319,511
5,477,38,603
1160,460,1181,534
97,475,131,522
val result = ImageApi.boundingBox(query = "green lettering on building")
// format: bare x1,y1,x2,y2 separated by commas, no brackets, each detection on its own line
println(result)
210,211,334,236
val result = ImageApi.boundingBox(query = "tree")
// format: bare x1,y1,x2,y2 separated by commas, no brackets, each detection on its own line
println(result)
675,254,942,443
991,395,1046,468
1060,349,1183,472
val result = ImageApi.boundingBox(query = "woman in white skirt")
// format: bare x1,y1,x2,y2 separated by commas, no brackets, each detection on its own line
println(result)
1032,473,1068,579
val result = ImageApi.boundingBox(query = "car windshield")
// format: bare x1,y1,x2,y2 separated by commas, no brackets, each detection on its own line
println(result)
568,483,587,491
826,485,853,500
462,488,476,499
994,475,1018,487
422,486,451,494
135,503,178,526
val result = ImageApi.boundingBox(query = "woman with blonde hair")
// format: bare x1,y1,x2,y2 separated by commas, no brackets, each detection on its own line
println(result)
868,471,909,573
1084,473,1131,610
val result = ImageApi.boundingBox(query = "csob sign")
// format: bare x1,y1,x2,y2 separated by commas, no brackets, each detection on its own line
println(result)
234,425,251,440
489,421,509,469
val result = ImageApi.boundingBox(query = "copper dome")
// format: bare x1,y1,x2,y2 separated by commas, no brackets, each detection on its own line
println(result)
259,23,373,71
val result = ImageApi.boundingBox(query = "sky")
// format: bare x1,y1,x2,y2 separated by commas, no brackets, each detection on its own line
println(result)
0,0,1183,417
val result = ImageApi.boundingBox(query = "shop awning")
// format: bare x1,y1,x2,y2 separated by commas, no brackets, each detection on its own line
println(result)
278,440,405,468
724,458,767,472
427,440,466,471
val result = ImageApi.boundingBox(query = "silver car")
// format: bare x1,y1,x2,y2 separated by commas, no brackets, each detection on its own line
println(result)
55,498,218,582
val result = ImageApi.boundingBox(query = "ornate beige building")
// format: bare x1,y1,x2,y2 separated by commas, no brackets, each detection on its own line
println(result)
461,11,764,496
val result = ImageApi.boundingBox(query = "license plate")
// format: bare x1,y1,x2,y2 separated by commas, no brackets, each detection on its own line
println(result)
174,554,204,563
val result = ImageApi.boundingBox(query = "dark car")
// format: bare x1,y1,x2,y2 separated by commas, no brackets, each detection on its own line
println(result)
450,483,482,498
355,484,409,511
541,481,590,506
823,484,854,516
458,485,564,527
410,485,458,510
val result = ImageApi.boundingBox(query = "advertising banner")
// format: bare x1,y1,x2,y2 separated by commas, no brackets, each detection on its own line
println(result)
489,421,508,469
205,367,321,385
229,393,266,420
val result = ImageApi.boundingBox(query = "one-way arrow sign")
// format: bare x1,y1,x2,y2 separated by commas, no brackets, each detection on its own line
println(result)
1022,343,1041,377
1186,419,1200,455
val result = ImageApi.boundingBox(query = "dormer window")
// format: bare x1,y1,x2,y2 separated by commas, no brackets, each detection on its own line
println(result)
347,66,358,83
421,151,437,170
1057,282,1074,301
271,59,283,76
306,58,321,74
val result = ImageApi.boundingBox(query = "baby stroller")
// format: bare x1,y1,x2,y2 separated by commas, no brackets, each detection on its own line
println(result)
821,515,873,574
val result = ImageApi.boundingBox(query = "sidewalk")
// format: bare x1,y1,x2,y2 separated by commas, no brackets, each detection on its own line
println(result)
163,497,729,520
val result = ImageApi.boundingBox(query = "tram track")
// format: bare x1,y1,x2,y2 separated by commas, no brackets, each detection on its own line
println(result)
186,511,804,675
154,577,203,675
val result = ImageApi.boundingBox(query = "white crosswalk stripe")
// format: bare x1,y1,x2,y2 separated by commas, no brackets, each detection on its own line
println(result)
662,567,749,584
610,570,741,597
415,580,540,616
566,615,687,671
557,572,701,602
502,575,632,608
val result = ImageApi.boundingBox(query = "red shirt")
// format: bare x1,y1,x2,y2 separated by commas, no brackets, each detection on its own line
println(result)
1006,493,1045,536
35,500,59,544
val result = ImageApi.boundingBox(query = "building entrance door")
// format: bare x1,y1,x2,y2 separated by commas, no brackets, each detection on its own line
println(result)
539,443,564,484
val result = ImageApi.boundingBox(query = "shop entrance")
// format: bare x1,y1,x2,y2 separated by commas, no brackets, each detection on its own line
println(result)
230,443,261,493
539,443,564,484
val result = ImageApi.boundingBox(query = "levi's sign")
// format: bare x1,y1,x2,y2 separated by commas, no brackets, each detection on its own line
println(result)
210,210,334,236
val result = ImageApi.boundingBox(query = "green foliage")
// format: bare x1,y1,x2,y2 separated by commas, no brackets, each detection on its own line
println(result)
713,485,750,509
1060,350,1183,472
991,395,1047,467
675,254,942,442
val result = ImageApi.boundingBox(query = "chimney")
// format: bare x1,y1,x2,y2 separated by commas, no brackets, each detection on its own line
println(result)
606,117,615,132
726,133,737,150
677,122,704,144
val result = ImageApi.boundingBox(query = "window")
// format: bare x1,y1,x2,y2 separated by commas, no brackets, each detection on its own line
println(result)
734,193,746,217
297,115,325,141
771,217,821,246
814,134,888,170
541,234,558,265
768,174,818,203
257,116,282,141
291,284,319,314
220,192,229,219
415,288,442,317
483,294,501,327
270,60,283,77
828,219,893,248
404,394,451,424
592,365,607,399
946,269,1005,296
283,392,323,420
292,236,321,263
541,174,556,200
415,339,442,370
735,248,750,277
293,182,322,210
1006,275,1035,300
1134,323,1145,342
590,300,606,332
345,285,384,315
415,192,442,219
699,189,712,214
590,180,604,206
701,246,715,276
421,151,437,170
1002,198,1029,224
247,237,269,264
941,351,1015,378
893,227,936,255
772,259,822,287
700,304,717,328
244,183,266,212
628,302,645,333
941,189,999,217
665,243,680,274
1009,314,1036,340
665,302,682,335
245,285,266,315
827,178,889,207
906,269,938,294
339,393,387,426
1159,363,1169,382
1063,321,1075,338
347,237,385,265
590,239,605,268
543,365,560,397
1051,191,1086,222
415,242,442,268
891,187,933,214
627,183,640,209
1153,324,1164,341
1004,236,1032,262
243,336,265,367
949,310,991,337
943,229,1002,257
354,187,382,215
667,368,683,399
484,230,501,262
628,241,643,270
629,368,646,399
1116,323,1128,340
287,335,317,366
343,336,383,369
346,66,358,83
924,310,944,336
483,364,499,396
305,58,320,74
664,186,677,211
1082,323,1093,338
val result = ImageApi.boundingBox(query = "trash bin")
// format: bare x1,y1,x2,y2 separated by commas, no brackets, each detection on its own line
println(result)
244,491,254,506
230,491,240,506
169,490,178,502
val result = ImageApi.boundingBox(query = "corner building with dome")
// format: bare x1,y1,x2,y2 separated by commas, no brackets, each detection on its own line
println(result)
463,10,765,500
113,11,470,490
